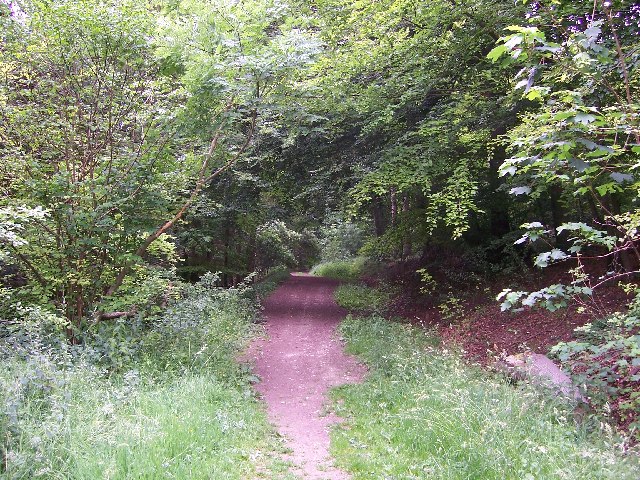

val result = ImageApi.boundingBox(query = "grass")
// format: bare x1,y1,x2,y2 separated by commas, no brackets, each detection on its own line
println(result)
334,283,391,313
330,312,640,480
310,257,368,281
1,276,296,480
58,376,292,479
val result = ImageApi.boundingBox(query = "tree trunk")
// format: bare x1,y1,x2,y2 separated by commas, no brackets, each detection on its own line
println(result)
371,197,387,237
488,143,511,237
402,193,412,259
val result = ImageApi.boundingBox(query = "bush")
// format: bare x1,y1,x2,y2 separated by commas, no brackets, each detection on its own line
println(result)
253,266,291,300
139,273,258,380
460,232,531,277
294,229,321,270
319,218,365,261
255,220,302,270
358,228,405,260
98,265,180,319
551,293,640,440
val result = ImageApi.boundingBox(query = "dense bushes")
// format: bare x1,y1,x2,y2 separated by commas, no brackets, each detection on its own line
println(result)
256,221,320,272
310,257,369,281
318,219,366,262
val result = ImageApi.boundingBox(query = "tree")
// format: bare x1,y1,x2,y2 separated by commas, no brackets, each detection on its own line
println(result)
265,0,528,259
490,0,640,310
0,0,318,338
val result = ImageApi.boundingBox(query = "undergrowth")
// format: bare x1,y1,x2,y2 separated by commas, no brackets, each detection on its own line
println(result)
331,310,640,478
0,273,294,480
252,266,291,300
334,284,391,313
551,292,640,440
310,257,368,281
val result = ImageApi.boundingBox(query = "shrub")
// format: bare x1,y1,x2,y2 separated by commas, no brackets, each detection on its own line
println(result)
438,295,464,323
358,229,403,261
255,220,302,270
551,293,640,440
460,232,531,277
253,266,291,300
140,273,258,380
319,219,365,261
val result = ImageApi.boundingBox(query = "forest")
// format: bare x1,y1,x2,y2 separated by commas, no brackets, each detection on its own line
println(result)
1,0,639,478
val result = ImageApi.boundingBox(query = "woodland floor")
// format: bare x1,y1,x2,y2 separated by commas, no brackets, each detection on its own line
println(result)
380,262,632,363
248,273,366,480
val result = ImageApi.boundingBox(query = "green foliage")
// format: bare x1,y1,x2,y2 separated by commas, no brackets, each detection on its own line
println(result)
424,165,482,240
551,293,640,439
140,273,258,378
2,0,639,462
0,206,48,263
302,0,528,250
438,296,465,323
310,257,368,281
252,266,291,300
99,266,179,319
492,2,640,310
416,268,437,295
334,284,391,314
319,218,365,262
256,220,302,270
332,314,640,479
358,229,404,260
497,284,594,313
0,273,291,479
0,0,184,327
461,233,531,277
1,0,322,331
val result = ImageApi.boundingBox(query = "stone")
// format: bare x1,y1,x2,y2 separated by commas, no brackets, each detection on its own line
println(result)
501,352,586,402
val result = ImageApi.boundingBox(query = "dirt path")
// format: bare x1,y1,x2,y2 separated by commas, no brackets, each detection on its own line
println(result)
251,273,366,479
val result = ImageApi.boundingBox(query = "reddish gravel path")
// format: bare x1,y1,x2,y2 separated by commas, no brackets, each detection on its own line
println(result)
251,273,366,479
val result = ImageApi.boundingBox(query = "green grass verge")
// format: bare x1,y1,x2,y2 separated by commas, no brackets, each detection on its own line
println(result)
46,375,292,480
331,314,640,480
252,266,292,300
310,257,368,281
334,283,391,313
1,278,295,480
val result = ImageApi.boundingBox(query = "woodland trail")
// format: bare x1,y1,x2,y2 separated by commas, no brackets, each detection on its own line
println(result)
250,273,366,480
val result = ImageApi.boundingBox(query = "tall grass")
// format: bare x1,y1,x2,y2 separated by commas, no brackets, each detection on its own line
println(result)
1,275,294,479
331,314,640,479
310,257,368,281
